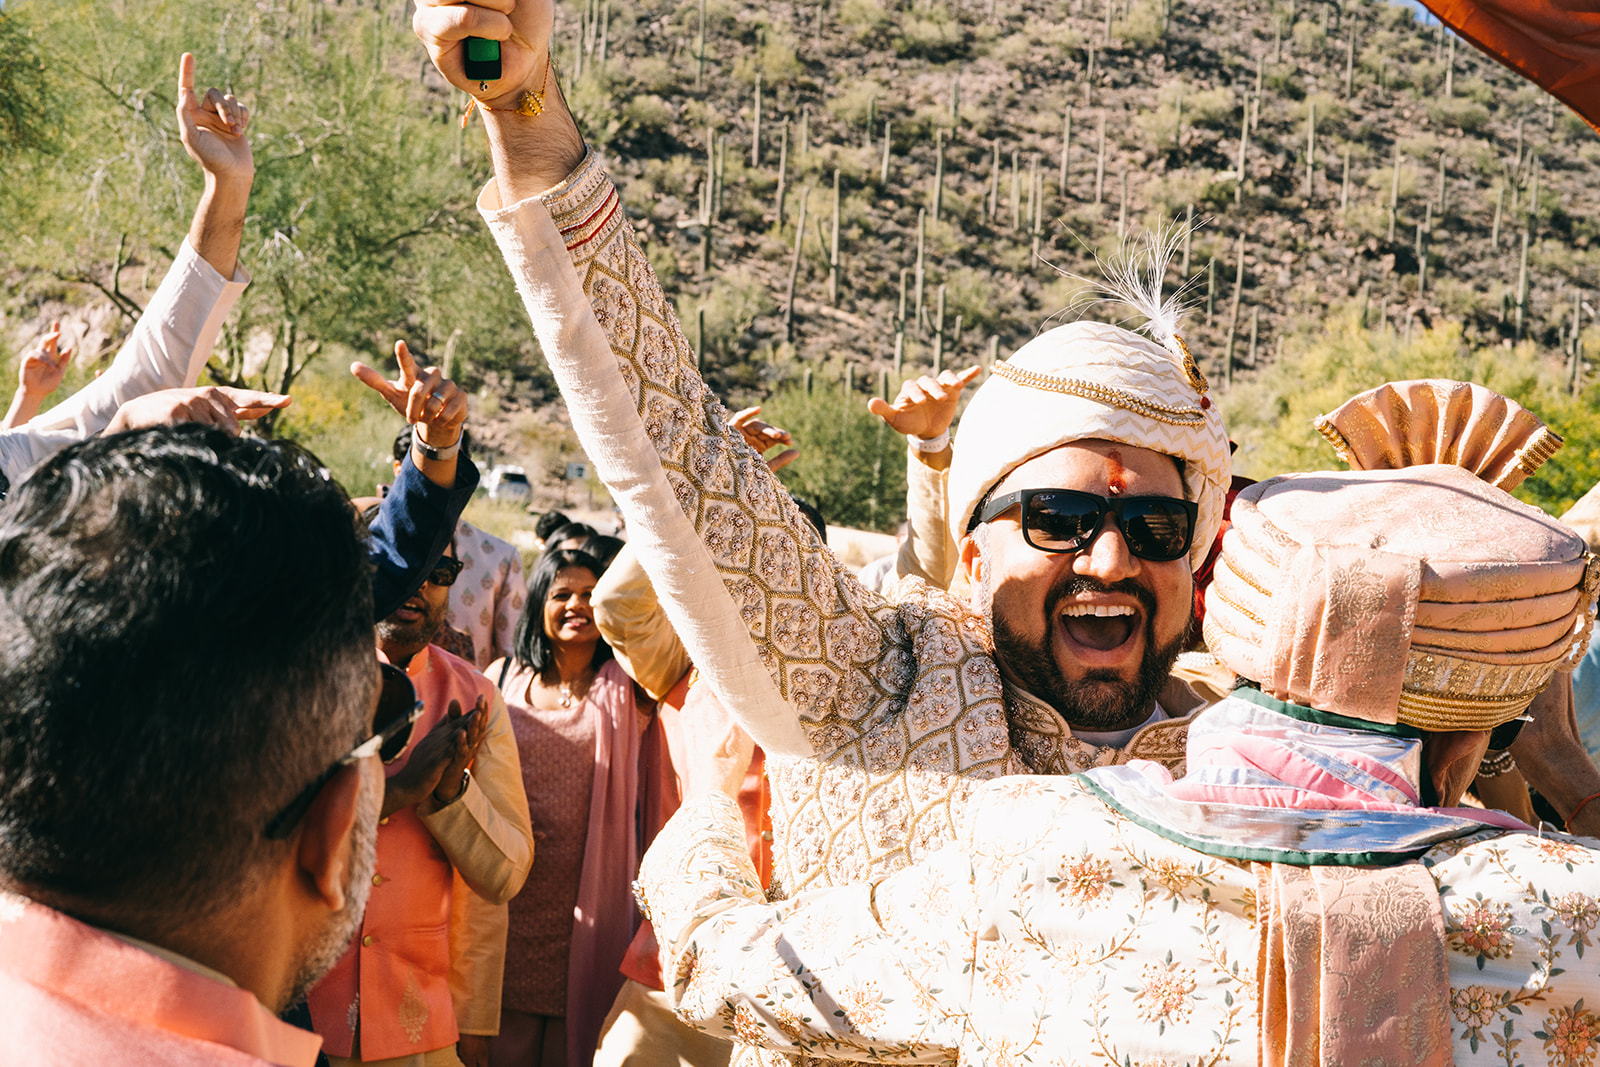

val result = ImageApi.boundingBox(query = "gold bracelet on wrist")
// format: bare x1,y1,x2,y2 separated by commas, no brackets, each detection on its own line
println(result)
460,53,551,128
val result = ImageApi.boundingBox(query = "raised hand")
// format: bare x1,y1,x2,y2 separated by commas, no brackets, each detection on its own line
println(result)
20,321,72,399
412,0,554,109
351,340,467,450
104,386,291,436
175,53,252,187
867,365,982,443
731,405,799,472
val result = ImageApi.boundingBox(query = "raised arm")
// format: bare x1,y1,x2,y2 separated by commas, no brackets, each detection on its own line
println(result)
414,0,905,760
14,54,252,470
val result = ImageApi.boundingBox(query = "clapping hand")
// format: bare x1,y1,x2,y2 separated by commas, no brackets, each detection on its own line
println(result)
382,696,489,817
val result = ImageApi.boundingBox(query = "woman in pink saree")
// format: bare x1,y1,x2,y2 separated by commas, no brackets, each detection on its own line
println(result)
488,547,652,1067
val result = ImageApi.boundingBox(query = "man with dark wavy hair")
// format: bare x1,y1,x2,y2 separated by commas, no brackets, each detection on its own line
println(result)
0,427,386,1066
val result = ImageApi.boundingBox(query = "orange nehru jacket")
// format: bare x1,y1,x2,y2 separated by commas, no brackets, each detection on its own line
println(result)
311,644,534,1061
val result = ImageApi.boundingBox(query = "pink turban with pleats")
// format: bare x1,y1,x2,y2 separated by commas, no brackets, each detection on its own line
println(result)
1204,381,1599,731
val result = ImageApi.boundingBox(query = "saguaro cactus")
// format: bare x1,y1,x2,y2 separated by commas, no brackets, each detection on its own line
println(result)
1305,102,1316,201
1181,203,1194,277
1060,109,1073,198
784,188,808,342
1235,99,1250,205
1010,150,1022,232
1224,233,1246,380
987,141,1000,220
1388,143,1400,241
914,208,927,325
775,121,789,227
751,74,762,167
695,0,707,89
828,168,842,306
1095,115,1108,204
1491,183,1504,250
1340,145,1351,212
1515,228,1530,340
932,285,947,372
932,128,946,222
880,120,892,185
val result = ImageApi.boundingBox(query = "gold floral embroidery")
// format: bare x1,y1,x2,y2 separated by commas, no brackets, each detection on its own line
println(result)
398,969,428,1044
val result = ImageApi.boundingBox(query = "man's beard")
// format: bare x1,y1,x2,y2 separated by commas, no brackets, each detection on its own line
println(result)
375,597,448,661
987,572,1191,734
283,769,381,1008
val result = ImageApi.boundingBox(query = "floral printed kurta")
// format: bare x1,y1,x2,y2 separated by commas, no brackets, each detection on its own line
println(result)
640,778,1600,1067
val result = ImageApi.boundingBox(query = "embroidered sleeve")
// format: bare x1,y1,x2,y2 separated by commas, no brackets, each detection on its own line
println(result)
639,794,973,1063
479,152,907,761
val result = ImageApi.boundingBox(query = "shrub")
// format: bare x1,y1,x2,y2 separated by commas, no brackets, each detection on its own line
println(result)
1427,96,1490,132
759,378,909,533
839,0,891,42
895,4,965,61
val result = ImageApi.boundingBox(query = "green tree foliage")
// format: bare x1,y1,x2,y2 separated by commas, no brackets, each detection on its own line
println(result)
1220,309,1600,517
759,379,908,533
0,8,61,159
0,0,547,437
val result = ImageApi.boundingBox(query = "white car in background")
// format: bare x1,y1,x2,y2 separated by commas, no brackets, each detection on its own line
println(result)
484,465,532,503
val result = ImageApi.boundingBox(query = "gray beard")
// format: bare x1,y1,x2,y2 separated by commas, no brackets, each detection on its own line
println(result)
283,770,380,1007
984,570,1190,734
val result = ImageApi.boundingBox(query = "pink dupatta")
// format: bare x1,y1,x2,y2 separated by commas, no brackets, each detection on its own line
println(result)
566,659,643,1067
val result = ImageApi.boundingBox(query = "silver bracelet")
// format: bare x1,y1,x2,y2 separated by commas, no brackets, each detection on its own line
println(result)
910,430,950,453
413,424,462,462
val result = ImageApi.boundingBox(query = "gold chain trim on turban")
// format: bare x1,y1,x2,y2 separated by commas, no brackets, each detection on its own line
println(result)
990,361,1208,426
1507,425,1565,486
1396,687,1539,732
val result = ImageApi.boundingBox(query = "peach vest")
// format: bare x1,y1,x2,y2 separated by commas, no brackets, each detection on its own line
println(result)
309,645,494,1060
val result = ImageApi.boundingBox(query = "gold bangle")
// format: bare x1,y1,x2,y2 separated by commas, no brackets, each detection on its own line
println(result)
460,52,552,128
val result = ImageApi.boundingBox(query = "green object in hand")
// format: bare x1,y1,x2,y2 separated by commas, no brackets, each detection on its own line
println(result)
463,38,502,82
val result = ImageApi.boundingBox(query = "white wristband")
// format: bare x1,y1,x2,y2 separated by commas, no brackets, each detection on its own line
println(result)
910,430,950,453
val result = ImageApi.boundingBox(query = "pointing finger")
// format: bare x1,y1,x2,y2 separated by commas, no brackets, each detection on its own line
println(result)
178,52,196,98
393,340,419,390
351,361,406,411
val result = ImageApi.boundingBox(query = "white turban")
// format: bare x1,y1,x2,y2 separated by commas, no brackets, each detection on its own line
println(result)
948,320,1231,569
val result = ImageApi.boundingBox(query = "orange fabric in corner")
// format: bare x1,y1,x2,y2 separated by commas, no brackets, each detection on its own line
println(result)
1420,1,1600,132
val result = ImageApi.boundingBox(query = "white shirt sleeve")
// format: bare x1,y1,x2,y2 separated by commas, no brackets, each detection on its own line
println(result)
0,239,249,485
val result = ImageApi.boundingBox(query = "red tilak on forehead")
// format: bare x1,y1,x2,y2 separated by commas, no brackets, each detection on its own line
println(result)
1105,449,1127,495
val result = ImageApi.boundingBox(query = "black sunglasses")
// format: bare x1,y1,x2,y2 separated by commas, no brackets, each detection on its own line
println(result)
262,662,424,840
977,488,1199,562
427,556,465,587
1487,714,1532,753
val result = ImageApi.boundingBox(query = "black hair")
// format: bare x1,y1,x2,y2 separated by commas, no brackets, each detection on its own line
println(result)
790,495,826,538
390,422,473,464
512,548,614,675
0,426,375,936
577,533,624,570
541,521,599,555
534,509,572,542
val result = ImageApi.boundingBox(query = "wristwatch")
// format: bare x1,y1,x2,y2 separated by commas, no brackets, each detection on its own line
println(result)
413,424,463,462
439,768,471,806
